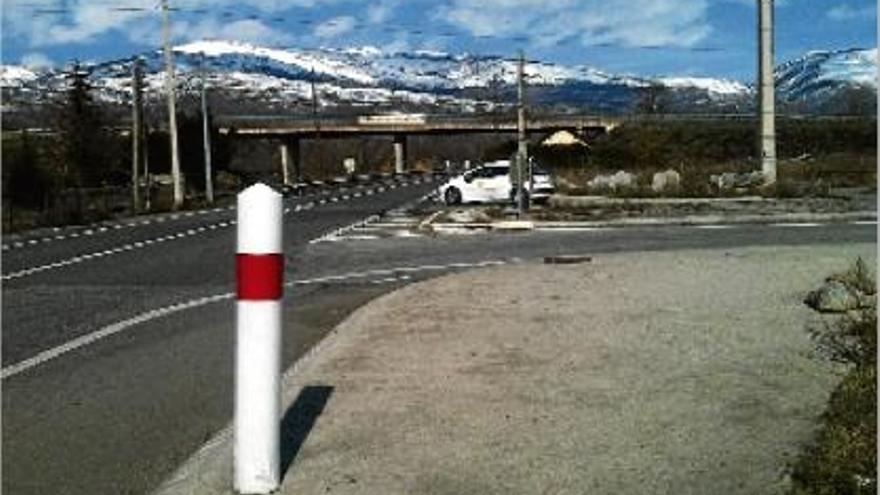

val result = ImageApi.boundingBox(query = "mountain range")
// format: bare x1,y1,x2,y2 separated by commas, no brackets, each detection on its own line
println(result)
1,41,876,115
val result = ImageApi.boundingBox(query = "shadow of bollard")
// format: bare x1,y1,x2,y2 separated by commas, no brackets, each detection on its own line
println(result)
280,385,334,481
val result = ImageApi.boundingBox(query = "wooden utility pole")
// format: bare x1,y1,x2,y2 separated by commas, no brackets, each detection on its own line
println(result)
131,58,144,213
516,50,528,217
144,122,152,211
162,0,183,209
201,60,214,204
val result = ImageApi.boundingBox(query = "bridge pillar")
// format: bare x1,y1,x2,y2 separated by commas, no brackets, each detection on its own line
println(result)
279,138,301,185
393,134,407,174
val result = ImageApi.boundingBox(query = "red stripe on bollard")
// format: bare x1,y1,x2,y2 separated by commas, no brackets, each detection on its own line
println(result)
236,254,284,300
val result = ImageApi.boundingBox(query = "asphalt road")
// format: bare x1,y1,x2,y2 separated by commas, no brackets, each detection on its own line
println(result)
2,178,875,495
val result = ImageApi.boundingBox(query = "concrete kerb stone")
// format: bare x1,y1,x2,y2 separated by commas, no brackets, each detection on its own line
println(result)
549,194,771,208
424,211,877,233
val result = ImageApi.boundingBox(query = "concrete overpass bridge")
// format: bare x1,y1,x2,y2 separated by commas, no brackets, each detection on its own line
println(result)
212,113,866,180
215,113,625,178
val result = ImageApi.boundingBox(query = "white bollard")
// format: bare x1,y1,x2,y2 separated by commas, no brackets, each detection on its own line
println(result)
235,183,283,494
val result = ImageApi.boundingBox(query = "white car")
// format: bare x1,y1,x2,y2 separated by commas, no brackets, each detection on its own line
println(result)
437,160,555,206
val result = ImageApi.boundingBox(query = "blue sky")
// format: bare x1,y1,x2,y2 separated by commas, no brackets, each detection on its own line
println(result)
2,0,876,80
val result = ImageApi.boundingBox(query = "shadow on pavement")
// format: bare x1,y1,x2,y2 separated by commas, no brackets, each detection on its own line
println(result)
280,385,334,481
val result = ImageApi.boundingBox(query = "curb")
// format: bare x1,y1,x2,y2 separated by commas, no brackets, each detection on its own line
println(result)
427,211,877,232
550,195,772,207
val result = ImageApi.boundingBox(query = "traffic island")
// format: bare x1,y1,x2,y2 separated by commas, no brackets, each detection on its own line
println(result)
154,243,875,495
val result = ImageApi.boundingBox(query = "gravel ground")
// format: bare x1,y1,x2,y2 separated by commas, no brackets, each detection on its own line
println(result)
539,190,877,221
157,242,875,495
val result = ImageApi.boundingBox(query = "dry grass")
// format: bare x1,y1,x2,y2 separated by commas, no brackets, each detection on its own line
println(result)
790,260,876,495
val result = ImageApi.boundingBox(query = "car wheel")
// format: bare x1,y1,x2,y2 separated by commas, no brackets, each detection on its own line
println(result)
444,187,462,206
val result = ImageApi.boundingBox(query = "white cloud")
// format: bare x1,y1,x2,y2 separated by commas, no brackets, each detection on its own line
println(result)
437,0,712,48
187,19,293,46
313,15,356,38
7,0,337,48
367,0,399,24
20,51,54,69
827,4,876,21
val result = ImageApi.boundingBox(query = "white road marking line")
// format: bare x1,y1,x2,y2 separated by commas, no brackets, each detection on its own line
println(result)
690,225,734,230
0,293,236,380
1,259,511,379
2,219,236,280
771,222,822,228
370,275,412,284
314,235,380,243
535,227,609,232
853,220,877,225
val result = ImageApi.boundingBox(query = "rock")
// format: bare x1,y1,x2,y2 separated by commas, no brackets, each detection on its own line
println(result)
710,171,764,190
447,209,491,223
858,293,877,309
804,280,861,312
651,169,681,193
587,170,636,191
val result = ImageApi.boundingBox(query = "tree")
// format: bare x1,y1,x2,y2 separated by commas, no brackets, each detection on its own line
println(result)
4,131,50,209
822,86,876,116
54,62,119,188
636,82,671,115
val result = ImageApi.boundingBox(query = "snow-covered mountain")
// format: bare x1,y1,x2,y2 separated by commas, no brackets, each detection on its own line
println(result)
776,48,877,101
1,41,876,114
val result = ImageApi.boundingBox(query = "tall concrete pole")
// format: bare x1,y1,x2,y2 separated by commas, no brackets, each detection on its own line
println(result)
162,0,183,209
131,58,144,213
280,142,291,186
758,0,777,185
516,50,528,216
201,68,214,204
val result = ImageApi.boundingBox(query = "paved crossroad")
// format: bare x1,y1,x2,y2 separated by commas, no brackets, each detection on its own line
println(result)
2,174,874,495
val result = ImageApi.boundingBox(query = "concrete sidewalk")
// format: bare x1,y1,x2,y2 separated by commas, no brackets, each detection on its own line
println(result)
156,243,875,495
